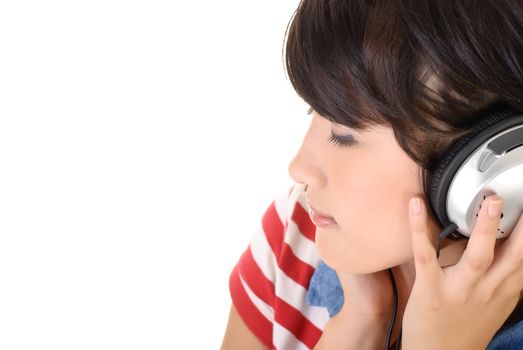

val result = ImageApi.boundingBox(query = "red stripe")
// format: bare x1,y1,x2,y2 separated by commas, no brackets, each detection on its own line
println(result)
229,264,273,349
279,243,316,289
274,296,323,349
291,201,316,242
238,247,275,307
262,201,285,258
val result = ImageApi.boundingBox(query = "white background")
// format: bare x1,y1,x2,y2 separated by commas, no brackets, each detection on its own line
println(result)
0,0,310,348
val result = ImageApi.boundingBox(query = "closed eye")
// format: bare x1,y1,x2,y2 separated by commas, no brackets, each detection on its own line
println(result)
328,131,356,148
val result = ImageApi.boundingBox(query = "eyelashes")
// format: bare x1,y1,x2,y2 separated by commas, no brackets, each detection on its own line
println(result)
305,107,355,148
328,130,356,148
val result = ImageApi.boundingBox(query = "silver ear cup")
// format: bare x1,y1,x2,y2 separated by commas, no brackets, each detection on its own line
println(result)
429,102,523,238
446,123,523,238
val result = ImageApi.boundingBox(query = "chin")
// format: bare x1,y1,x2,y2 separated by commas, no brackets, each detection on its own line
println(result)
319,254,364,274
319,251,393,274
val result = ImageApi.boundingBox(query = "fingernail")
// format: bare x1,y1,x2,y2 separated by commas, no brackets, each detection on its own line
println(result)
488,201,502,218
410,198,421,215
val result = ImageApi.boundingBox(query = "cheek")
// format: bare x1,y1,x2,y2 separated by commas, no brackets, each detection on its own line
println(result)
314,225,391,273
315,228,360,272
319,156,423,270
315,198,416,272
334,187,392,232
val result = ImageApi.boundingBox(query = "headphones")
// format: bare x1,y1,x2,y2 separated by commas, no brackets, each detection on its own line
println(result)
428,101,523,239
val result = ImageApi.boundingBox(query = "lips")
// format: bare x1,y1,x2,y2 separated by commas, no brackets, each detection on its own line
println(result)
309,206,333,219
307,203,337,227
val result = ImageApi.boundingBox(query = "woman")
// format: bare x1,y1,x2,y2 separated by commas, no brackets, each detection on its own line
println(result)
221,0,523,349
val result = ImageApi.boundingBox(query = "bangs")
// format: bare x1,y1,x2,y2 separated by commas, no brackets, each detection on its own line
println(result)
282,0,441,134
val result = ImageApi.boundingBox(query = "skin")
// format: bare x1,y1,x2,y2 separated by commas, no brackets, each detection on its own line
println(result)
288,110,470,273
288,110,523,348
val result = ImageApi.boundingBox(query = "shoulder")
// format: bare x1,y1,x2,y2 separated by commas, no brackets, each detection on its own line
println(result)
229,183,331,349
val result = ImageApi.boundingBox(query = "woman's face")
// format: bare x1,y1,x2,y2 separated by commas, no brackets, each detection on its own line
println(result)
288,110,442,273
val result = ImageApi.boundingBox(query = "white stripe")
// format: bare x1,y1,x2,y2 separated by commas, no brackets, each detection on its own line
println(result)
239,273,274,322
289,183,308,209
250,222,278,282
273,322,310,350
294,186,310,213
274,183,308,226
284,220,321,268
274,189,290,225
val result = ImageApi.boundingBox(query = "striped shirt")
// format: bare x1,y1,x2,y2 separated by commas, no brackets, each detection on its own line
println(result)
228,183,330,349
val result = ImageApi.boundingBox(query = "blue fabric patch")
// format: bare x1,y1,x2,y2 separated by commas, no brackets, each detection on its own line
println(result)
306,260,523,348
487,320,523,350
305,261,344,317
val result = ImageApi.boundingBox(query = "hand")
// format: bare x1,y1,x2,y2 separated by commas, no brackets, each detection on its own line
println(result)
402,195,523,350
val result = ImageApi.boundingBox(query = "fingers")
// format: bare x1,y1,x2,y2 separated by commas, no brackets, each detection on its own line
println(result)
454,195,502,289
409,197,443,290
481,210,523,296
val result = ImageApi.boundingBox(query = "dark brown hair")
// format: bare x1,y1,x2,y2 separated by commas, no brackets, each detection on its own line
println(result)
282,0,523,334
283,0,523,236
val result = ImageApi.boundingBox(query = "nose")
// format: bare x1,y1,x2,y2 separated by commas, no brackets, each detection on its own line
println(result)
287,141,326,190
